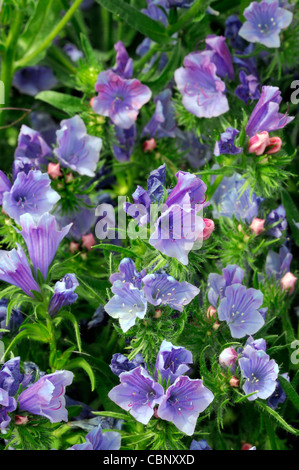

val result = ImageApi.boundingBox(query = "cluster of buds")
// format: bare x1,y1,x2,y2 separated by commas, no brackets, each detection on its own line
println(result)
248,131,282,157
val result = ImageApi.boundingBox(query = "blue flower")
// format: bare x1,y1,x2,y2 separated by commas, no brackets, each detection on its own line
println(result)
0,388,17,430
13,66,57,96
112,124,136,162
110,353,147,377
235,71,261,104
155,340,193,384
266,205,287,238
109,258,146,289
238,0,293,48
265,245,292,280
0,299,23,339
142,89,176,139
48,274,79,317
14,125,52,166
63,43,84,62
214,128,243,156
0,170,12,205
0,357,31,396
70,425,121,450
190,439,212,450
225,15,249,50
207,264,244,308
112,41,133,79
218,284,265,338
267,372,289,409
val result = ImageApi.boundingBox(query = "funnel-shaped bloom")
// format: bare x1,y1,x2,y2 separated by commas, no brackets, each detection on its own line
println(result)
155,340,193,384
48,274,79,317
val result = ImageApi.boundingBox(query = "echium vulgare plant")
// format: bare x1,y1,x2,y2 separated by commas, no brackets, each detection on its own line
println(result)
0,0,298,453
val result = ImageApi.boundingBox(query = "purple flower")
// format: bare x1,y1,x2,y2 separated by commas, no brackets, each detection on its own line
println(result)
0,388,17,429
112,41,133,79
18,370,73,423
155,340,193,384
0,171,12,204
207,264,244,308
218,284,265,338
175,130,212,169
110,353,146,377
166,171,207,208
0,357,31,396
266,205,287,238
70,425,121,450
246,86,294,137
29,111,59,147
2,170,60,224
54,115,102,177
166,0,194,6
238,345,279,401
147,163,167,203
244,336,267,352
235,71,261,104
214,127,243,156
157,376,214,435
54,196,96,241
0,244,41,297
265,245,292,280
92,70,152,129
108,366,164,425
142,89,176,139
18,212,72,281
14,125,52,167
190,439,212,450
225,15,249,51
104,281,148,332
48,274,79,317
109,258,146,289
205,35,235,80
267,372,289,409
238,0,293,48
112,124,136,162
175,53,229,118
12,158,40,181
63,43,84,62
142,273,200,312
13,66,57,96
0,299,23,339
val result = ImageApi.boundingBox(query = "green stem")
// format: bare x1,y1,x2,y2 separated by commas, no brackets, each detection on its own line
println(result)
14,0,85,69
134,43,160,72
167,0,206,35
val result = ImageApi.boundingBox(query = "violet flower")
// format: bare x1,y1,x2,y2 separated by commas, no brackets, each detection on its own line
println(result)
238,0,293,48
0,171,12,204
207,264,244,308
266,205,287,238
235,71,261,104
0,299,23,339
110,353,146,377
70,425,121,450
225,15,249,51
246,85,294,137
205,35,235,80
18,370,74,423
190,439,212,450
0,357,31,397
63,43,84,62
18,212,72,281
142,89,176,139
112,124,136,162
214,127,243,156
13,66,57,96
155,340,193,384
14,124,52,167
267,372,289,409
109,258,146,289
2,170,60,224
157,376,214,435
55,115,102,177
112,41,133,79
48,274,79,317
218,284,265,338
0,388,17,429
265,245,292,280
108,366,164,425
92,70,152,129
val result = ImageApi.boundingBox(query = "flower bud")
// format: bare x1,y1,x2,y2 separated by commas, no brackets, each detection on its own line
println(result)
229,376,240,388
47,163,62,180
266,136,282,155
219,347,238,370
202,218,215,241
280,272,297,295
69,242,80,254
143,138,156,152
248,131,270,155
207,306,217,320
82,233,96,251
15,415,29,425
250,217,265,236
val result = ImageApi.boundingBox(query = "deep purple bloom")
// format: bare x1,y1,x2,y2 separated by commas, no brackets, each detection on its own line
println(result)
165,171,207,208
265,245,292,280
207,264,244,308
70,425,121,450
48,274,79,317
266,205,287,238
55,115,102,177
238,345,279,401
190,439,212,450
0,388,17,429
205,35,235,80
235,71,261,104
18,370,73,423
108,366,164,425
0,244,40,297
214,128,243,156
92,70,152,129
18,212,72,281
147,163,167,203
238,0,293,48
225,15,249,50
0,171,12,204
54,196,96,241
12,158,40,181
142,273,200,312
211,173,260,223
142,89,176,139
0,357,31,396
218,284,265,338
155,340,193,384
246,86,294,137
2,170,60,224
267,372,289,409
110,353,146,377
112,41,133,79
175,53,229,118
112,124,136,162
104,281,147,332
0,299,23,339
13,66,57,96
14,125,52,166
109,258,146,289
63,43,84,62
158,376,214,435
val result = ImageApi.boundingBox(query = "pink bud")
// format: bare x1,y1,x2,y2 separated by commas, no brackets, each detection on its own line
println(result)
90,97,95,108
219,347,238,369
143,138,156,152
69,242,80,254
47,163,62,180
241,443,253,451
202,218,215,241
250,217,265,236
207,306,217,320
15,415,29,425
248,131,270,156
154,309,162,319
229,376,240,388
82,233,96,251
266,136,282,155
280,272,297,295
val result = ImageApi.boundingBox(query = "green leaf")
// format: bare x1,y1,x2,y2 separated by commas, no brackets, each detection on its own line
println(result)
281,189,299,247
54,311,82,353
67,357,96,391
95,0,169,44
35,91,88,115
255,400,299,436
278,374,299,413
94,243,143,259
3,323,52,359
92,411,130,420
